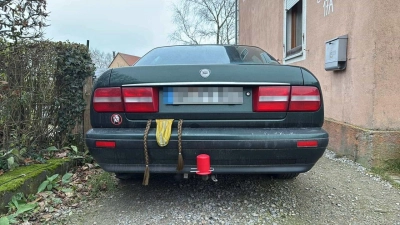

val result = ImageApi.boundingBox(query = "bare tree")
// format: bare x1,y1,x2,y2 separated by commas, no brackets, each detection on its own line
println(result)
89,48,113,69
0,0,49,43
170,0,236,45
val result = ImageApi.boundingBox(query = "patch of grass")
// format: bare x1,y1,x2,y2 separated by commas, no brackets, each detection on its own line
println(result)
88,171,117,197
385,159,400,174
373,159,400,174
371,159,400,189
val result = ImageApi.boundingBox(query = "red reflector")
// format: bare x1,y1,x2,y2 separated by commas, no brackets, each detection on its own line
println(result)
253,86,290,112
297,140,318,148
95,141,116,148
289,86,321,112
93,87,124,112
122,87,159,113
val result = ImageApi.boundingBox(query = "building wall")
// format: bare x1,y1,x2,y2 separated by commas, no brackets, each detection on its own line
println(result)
305,0,377,130
108,55,129,68
239,0,283,60
372,2,400,131
239,0,400,166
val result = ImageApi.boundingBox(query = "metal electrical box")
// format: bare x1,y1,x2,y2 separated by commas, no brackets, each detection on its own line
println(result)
325,35,348,71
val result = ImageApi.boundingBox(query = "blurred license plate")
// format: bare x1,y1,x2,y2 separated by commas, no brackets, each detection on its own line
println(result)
163,87,243,105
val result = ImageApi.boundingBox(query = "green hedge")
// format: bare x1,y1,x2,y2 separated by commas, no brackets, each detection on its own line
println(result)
0,40,94,171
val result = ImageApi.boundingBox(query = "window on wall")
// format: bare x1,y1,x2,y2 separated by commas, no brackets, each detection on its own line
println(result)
284,0,305,61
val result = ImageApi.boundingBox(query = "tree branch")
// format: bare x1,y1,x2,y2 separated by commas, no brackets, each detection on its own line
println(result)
170,0,235,45
0,0,48,42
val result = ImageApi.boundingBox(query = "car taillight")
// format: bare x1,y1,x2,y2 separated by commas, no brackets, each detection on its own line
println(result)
289,86,321,112
253,86,321,112
93,87,124,112
253,86,290,112
122,87,159,113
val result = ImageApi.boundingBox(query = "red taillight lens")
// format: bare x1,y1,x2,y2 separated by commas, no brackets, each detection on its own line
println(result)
253,86,290,112
253,86,321,112
93,87,124,112
297,140,318,147
95,141,116,148
289,86,321,112
122,87,159,113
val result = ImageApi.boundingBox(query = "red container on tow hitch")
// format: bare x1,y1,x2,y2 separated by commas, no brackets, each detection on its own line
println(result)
196,154,212,175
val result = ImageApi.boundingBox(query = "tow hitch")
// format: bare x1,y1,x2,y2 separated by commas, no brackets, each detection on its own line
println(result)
190,154,217,182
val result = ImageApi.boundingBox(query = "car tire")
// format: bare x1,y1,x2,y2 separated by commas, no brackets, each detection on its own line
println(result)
272,173,299,179
115,173,141,180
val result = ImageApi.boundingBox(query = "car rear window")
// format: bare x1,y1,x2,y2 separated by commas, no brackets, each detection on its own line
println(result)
135,45,279,66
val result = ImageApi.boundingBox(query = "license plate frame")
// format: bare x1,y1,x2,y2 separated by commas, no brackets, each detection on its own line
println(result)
163,87,243,105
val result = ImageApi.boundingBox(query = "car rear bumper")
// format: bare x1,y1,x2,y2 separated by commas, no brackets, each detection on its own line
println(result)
86,127,328,174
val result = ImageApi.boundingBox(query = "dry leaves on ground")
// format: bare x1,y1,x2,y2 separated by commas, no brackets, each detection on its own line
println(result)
7,163,108,224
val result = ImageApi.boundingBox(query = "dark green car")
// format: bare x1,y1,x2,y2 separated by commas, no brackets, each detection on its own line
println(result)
86,45,328,182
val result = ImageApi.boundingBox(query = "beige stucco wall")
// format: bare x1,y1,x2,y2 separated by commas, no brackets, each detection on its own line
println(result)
239,0,400,131
372,2,400,130
239,0,283,61
108,55,129,68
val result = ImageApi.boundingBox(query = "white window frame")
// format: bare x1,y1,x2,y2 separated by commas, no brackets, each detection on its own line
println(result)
283,0,307,64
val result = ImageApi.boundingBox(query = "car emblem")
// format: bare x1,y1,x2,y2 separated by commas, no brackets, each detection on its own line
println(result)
199,69,211,78
111,114,122,126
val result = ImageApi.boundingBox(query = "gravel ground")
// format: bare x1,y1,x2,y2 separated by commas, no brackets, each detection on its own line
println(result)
63,150,400,225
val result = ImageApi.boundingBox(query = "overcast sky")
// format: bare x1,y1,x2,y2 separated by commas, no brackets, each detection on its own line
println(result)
44,0,178,57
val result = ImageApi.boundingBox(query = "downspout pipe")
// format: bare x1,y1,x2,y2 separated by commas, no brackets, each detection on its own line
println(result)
235,0,238,45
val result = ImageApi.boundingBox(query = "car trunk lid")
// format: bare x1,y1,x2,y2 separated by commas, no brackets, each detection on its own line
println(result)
109,64,303,86
106,64,304,121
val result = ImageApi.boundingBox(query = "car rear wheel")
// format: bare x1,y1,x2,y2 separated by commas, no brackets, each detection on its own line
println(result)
272,173,299,179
